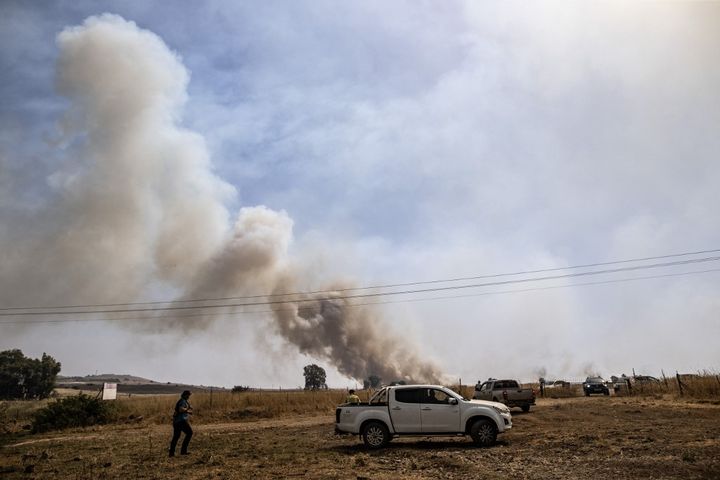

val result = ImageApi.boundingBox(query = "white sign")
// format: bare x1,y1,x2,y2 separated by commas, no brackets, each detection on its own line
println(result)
102,382,117,400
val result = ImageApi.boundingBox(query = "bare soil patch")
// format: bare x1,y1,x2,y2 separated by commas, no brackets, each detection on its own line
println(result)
1,396,718,479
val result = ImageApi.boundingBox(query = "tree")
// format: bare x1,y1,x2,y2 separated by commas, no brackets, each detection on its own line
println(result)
303,364,327,390
0,349,61,399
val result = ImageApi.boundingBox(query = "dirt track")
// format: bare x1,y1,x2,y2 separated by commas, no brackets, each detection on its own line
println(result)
1,396,719,479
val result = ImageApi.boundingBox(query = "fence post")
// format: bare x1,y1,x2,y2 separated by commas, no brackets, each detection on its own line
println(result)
676,372,684,396
661,370,669,390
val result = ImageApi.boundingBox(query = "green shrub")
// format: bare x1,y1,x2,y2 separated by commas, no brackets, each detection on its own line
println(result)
32,394,116,433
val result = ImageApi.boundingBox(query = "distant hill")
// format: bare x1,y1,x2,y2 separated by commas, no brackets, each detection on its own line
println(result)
56,374,228,395
58,374,159,385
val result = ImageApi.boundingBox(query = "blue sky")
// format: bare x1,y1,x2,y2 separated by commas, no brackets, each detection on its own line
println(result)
1,1,719,387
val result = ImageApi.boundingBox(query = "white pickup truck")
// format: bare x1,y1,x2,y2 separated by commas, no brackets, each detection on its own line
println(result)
335,384,512,448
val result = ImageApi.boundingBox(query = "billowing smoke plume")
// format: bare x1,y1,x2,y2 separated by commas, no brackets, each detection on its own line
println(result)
0,14,442,383
271,280,443,383
1,14,234,306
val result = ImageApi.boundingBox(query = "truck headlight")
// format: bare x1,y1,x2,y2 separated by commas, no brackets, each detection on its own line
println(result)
492,405,509,415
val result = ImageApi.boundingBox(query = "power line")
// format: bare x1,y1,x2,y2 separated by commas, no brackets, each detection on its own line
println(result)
2,267,718,325
1,247,718,312
1,255,719,318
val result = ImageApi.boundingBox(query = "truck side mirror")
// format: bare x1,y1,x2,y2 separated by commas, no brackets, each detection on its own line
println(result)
449,398,458,405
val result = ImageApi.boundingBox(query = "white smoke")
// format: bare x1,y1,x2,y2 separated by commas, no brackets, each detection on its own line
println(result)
1,14,234,306
0,14,442,383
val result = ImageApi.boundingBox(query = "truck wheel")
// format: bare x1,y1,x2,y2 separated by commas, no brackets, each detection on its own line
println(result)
362,421,390,449
469,419,497,447
521,405,530,413
492,397,498,402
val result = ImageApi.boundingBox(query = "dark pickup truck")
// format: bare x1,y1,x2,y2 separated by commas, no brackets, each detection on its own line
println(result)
473,379,536,412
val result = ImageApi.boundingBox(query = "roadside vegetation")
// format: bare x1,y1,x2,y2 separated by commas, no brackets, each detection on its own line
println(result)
31,394,116,433
622,373,720,399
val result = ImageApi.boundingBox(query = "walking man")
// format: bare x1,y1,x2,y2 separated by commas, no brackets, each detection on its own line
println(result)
169,390,193,457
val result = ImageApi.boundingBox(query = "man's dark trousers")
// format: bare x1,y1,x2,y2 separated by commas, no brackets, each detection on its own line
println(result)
169,420,193,456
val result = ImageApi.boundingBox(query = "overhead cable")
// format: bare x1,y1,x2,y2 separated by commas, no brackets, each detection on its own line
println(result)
1,247,718,312
1,267,718,325
1,255,719,317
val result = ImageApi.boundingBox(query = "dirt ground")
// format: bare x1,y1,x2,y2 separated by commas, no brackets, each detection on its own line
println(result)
1,395,719,479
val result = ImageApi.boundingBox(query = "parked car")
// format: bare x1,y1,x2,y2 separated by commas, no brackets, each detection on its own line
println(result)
335,384,512,448
583,377,609,396
474,379,535,412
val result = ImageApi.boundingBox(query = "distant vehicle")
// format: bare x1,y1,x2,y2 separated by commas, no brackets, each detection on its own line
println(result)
545,380,571,389
611,375,661,393
612,379,630,393
583,377,609,396
335,385,512,448
633,375,660,385
474,379,536,412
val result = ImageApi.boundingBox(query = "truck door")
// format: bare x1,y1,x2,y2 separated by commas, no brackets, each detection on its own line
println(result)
504,380,521,401
390,388,422,433
420,388,461,433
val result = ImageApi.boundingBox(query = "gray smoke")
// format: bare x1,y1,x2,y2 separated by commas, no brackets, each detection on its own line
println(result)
0,14,443,383
271,279,443,383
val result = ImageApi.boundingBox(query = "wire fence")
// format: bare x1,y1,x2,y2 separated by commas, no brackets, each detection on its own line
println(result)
530,372,720,399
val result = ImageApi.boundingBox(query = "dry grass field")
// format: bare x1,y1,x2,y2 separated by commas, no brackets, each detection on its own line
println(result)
0,390,352,434
2,391,719,479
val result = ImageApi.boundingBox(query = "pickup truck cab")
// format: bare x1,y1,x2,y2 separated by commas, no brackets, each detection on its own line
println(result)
473,379,535,412
335,385,512,449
